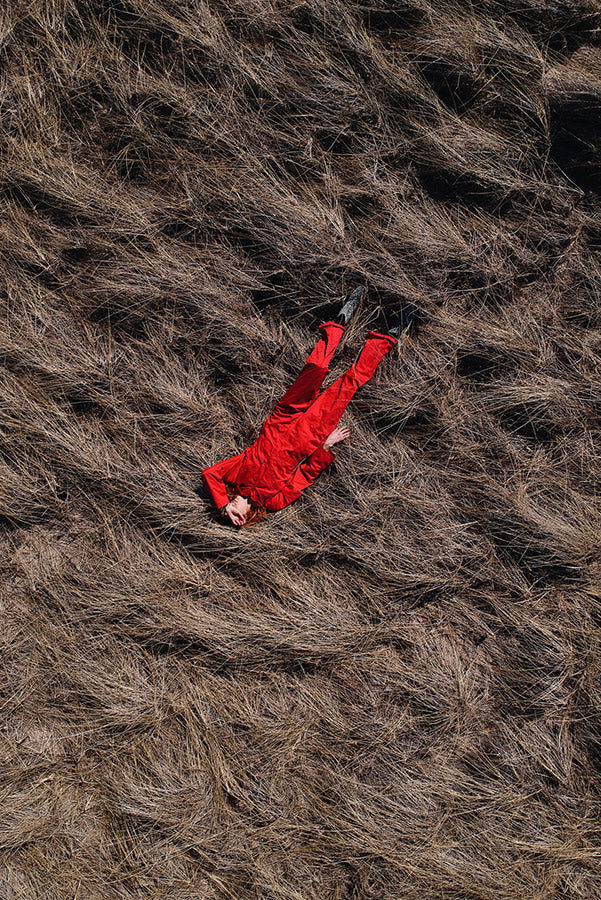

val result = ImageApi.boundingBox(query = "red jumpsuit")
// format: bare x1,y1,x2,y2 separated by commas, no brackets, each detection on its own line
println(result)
201,320,396,512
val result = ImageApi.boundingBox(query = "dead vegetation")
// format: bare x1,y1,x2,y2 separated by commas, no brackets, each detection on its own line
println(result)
1,0,601,897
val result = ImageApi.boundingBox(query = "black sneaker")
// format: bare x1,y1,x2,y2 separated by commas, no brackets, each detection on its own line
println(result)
387,302,418,337
335,285,367,326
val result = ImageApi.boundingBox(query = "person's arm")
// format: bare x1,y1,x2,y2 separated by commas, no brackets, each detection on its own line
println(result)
264,444,336,512
201,452,245,510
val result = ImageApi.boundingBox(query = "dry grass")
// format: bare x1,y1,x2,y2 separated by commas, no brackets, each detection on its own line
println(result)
1,0,601,897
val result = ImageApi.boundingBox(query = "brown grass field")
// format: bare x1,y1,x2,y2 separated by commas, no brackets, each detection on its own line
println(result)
1,0,601,897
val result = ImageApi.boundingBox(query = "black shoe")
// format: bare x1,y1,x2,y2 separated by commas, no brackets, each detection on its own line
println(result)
335,285,367,326
387,302,418,337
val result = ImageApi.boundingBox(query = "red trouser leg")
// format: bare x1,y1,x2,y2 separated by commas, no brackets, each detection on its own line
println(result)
272,320,345,415
293,329,396,450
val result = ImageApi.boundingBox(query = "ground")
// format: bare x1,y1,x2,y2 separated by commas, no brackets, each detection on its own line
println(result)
1,1,601,898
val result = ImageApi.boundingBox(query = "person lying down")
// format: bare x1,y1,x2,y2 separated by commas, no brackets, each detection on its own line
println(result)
201,287,417,527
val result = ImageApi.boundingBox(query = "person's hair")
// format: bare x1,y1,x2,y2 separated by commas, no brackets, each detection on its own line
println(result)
223,482,268,527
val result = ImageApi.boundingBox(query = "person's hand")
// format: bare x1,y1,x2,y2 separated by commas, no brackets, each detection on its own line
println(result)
223,496,249,527
323,425,350,452
224,503,244,526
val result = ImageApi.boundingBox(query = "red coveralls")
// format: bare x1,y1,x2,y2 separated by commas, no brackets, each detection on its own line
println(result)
201,320,396,512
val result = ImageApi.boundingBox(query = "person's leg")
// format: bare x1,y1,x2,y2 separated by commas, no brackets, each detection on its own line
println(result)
272,320,345,415
292,328,396,449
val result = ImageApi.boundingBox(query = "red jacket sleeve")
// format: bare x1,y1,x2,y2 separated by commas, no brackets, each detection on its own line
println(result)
201,452,245,509
264,444,336,512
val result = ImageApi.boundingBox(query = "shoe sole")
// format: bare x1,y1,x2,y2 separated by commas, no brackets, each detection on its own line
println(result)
399,302,419,333
337,286,367,347
339,285,367,323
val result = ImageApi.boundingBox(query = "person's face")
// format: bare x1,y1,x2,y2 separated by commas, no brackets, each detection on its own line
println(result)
231,494,251,526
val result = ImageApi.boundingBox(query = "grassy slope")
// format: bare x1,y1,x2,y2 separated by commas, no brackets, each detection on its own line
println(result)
1,1,601,897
